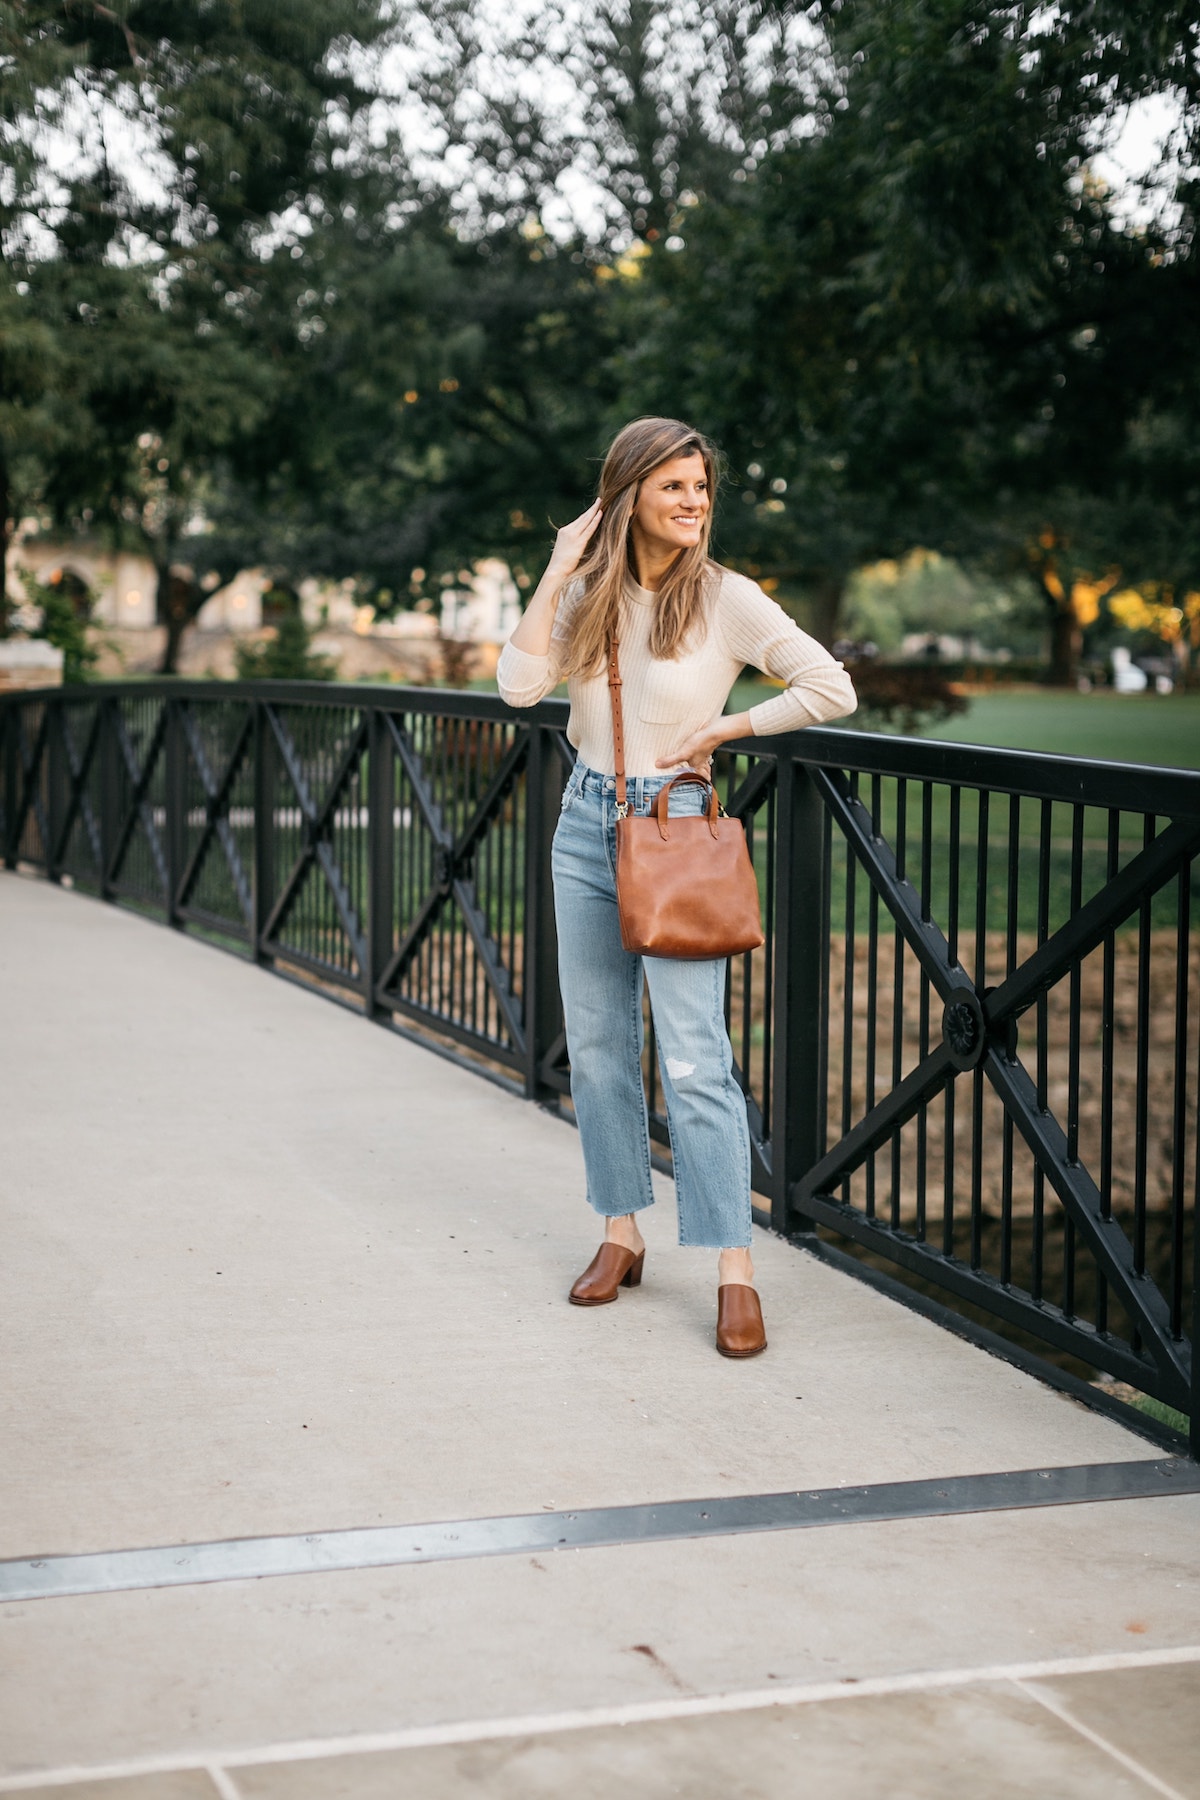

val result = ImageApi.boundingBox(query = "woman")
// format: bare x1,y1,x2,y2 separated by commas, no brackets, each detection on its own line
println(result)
497,418,856,1356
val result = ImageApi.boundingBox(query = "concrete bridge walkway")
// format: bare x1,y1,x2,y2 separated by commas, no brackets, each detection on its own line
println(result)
1,870,1198,1798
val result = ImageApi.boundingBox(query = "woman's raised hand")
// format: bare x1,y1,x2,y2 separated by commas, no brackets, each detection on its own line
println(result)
507,499,604,657
548,500,604,579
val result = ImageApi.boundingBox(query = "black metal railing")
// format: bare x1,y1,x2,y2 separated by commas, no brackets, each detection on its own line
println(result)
3,679,1197,1457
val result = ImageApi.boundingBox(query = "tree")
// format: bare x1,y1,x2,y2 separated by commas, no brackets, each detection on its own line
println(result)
379,1,1200,673
842,551,1043,659
9,0,1199,689
0,2,89,607
268,0,814,604
2,1,391,666
202,196,629,612
610,3,1200,669
388,0,810,248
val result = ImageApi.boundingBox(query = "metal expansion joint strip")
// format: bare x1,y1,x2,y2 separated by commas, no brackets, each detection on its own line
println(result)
2,1458,1198,1604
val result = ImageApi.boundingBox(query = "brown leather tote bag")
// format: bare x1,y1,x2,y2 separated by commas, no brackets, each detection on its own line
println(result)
608,637,765,960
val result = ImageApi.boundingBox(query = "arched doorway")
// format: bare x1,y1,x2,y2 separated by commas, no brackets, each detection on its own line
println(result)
261,583,301,626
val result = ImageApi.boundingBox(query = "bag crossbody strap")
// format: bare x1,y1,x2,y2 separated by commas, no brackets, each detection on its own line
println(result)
607,633,629,818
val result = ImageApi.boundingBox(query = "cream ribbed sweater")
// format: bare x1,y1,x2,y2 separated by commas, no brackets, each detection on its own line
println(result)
496,566,857,776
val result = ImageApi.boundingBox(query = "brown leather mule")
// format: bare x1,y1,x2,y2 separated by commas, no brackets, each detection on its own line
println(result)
716,1284,767,1357
569,1243,645,1306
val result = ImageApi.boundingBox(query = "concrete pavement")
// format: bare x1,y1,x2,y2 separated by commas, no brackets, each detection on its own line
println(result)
2,871,1197,1796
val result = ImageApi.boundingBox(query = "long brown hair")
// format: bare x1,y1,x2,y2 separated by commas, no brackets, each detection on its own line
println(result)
560,417,720,678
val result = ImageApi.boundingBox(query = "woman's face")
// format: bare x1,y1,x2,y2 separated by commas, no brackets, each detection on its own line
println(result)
631,451,710,556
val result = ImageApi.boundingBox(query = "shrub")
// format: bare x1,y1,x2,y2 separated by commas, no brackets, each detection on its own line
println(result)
843,661,970,734
234,613,336,682
16,569,99,684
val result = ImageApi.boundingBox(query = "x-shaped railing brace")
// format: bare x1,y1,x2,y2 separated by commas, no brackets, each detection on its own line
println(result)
175,706,254,927
107,705,170,895
259,707,369,971
13,706,51,861
724,754,776,823
794,765,1200,1400
376,713,528,1050
47,703,104,879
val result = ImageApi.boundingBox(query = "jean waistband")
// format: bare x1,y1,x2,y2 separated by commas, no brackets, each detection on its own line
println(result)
572,761,699,805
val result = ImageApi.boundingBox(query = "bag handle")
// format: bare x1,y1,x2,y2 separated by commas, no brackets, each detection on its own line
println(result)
653,773,720,840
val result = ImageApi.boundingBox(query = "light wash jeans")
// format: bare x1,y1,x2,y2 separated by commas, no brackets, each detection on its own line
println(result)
551,761,753,1248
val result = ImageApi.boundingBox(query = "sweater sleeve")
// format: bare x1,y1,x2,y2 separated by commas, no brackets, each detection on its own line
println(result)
715,573,857,735
495,583,577,708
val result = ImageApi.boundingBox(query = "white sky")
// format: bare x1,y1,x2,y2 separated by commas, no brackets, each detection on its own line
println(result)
1093,90,1185,230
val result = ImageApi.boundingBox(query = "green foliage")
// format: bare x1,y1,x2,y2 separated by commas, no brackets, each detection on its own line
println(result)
621,1,1200,659
17,569,99,684
7,0,1200,691
2,0,392,669
211,1,813,609
348,1,1200,672
233,613,335,683
388,1,808,246
1128,1395,1190,1436
843,554,1044,658
206,206,626,608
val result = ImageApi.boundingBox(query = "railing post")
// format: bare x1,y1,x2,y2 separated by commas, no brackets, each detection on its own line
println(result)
771,752,828,1238
253,698,276,964
3,701,19,868
46,696,66,881
164,695,186,927
365,702,394,1018
99,694,119,901
522,718,564,1101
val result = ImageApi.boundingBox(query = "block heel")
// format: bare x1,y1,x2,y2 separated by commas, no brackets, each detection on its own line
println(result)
621,1251,645,1288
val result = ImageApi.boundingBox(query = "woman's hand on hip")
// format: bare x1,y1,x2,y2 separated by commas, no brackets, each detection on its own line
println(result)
655,711,752,776
547,500,604,580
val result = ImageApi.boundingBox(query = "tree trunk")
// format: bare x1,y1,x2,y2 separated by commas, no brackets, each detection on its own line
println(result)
809,574,845,648
1047,601,1080,688
153,549,193,676
159,602,189,675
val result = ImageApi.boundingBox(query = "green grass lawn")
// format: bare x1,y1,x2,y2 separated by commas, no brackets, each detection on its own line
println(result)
911,688,1200,770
